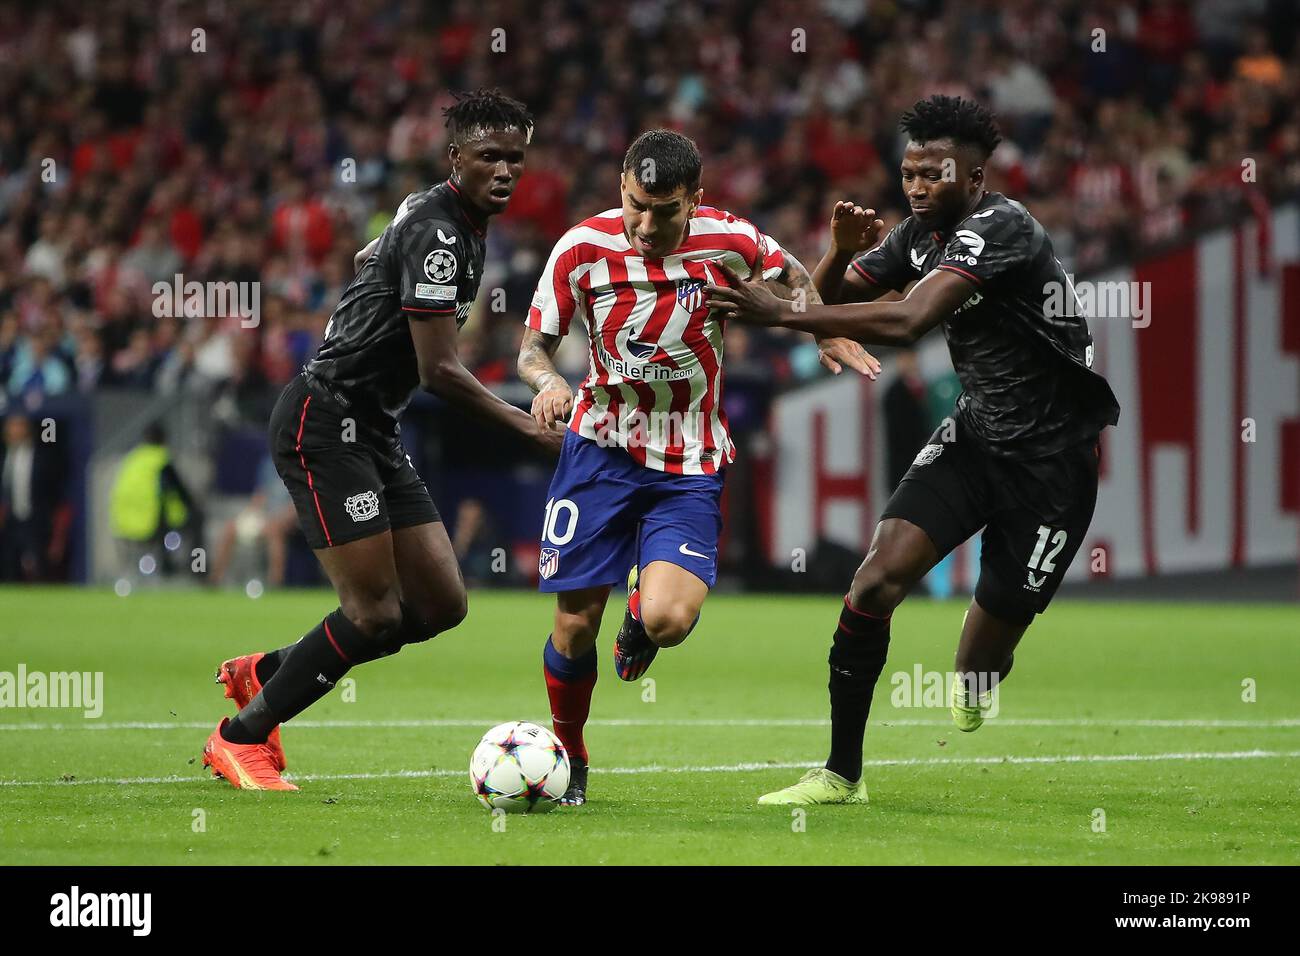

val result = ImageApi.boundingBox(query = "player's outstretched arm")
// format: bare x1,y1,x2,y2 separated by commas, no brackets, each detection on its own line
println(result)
409,315,563,456
812,201,886,306
517,328,574,430
774,253,880,379
707,265,973,347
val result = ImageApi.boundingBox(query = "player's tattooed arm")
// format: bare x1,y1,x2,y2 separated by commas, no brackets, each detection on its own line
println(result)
517,328,575,430
409,316,563,456
707,263,972,347
770,254,880,379
812,201,887,305
353,236,380,273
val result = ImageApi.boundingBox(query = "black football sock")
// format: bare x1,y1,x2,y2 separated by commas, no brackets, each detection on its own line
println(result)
220,693,280,744
224,609,385,744
825,598,891,783
254,642,299,684
376,602,432,656
252,605,420,685
256,603,427,690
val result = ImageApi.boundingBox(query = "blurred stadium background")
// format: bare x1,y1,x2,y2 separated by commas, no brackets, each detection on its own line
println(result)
1,0,1297,601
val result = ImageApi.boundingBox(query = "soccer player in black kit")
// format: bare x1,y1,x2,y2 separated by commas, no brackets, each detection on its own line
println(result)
705,95,1121,805
203,90,561,791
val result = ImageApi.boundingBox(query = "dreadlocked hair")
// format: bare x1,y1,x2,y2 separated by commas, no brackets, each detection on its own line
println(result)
443,88,534,145
899,95,1002,159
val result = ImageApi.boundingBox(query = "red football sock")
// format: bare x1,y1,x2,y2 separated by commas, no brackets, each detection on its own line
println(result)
543,636,598,764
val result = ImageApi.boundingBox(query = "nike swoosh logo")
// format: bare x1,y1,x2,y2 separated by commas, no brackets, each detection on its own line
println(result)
679,543,710,559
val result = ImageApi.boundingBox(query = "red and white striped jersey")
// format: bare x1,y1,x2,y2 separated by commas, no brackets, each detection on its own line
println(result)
526,206,785,474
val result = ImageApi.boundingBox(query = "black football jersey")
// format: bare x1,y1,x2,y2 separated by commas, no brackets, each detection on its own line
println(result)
851,191,1120,459
306,180,487,429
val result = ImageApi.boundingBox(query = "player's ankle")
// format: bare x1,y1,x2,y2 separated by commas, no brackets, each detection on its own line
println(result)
823,766,859,786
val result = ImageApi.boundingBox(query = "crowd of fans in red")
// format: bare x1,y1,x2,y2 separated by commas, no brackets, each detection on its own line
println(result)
0,0,1297,414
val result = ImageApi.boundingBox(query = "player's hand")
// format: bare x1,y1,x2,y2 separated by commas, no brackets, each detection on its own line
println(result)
817,337,881,379
531,382,573,431
533,420,565,458
830,201,885,255
704,261,786,327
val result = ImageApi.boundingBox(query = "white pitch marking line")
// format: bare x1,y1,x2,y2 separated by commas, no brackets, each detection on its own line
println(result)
2,749,1297,788
1,717,1298,731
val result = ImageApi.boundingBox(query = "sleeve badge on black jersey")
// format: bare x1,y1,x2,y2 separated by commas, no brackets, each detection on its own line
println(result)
946,230,985,265
424,249,458,283
415,282,457,301
912,443,944,467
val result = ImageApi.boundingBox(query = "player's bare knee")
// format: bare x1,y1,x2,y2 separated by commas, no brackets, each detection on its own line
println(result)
641,605,695,647
430,589,469,634
403,593,466,641
848,562,908,616
342,590,403,639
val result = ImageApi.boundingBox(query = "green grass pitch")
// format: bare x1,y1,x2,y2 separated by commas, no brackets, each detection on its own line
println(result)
1,586,1297,865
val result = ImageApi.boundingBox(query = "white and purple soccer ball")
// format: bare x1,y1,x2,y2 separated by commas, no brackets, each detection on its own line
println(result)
470,721,570,813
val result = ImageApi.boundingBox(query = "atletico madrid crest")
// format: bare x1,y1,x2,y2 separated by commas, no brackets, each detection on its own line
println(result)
539,548,560,580
676,278,705,313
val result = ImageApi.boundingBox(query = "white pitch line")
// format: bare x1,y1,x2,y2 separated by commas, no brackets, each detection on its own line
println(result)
0,717,1298,731
1,749,1297,788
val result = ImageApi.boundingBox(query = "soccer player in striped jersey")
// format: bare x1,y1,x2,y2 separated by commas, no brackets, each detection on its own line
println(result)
517,129,880,804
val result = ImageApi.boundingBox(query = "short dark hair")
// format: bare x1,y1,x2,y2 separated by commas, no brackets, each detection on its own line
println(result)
622,129,702,195
443,88,534,146
899,95,1002,160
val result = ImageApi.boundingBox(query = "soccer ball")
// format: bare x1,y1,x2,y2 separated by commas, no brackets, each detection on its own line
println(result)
469,721,570,813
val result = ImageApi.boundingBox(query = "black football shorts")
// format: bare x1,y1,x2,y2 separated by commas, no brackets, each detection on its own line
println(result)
268,372,440,549
881,418,1101,623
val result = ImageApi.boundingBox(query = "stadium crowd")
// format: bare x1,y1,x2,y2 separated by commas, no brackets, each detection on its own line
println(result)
0,0,1297,413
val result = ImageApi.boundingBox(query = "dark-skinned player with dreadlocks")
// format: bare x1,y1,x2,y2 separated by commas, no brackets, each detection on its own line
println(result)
706,95,1120,805
201,89,562,791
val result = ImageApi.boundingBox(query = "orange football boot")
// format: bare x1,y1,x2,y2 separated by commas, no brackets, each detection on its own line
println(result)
216,652,286,771
202,718,299,791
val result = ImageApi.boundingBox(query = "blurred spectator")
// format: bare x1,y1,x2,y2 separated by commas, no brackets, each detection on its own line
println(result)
0,412,69,581
7,324,73,401
452,497,512,586
210,455,297,589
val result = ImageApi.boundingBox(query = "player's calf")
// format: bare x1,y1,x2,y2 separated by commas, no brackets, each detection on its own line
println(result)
613,565,691,681
615,561,705,679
